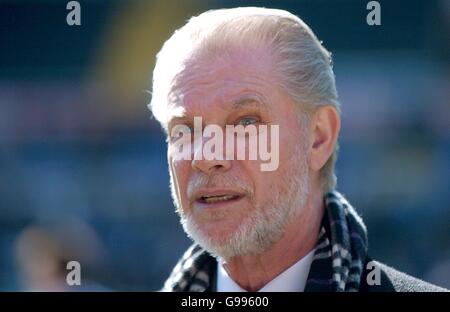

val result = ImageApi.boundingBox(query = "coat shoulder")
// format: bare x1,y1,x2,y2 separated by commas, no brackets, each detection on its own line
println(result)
360,259,449,292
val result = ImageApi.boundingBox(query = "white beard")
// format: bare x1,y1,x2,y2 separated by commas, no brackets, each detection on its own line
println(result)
169,138,310,260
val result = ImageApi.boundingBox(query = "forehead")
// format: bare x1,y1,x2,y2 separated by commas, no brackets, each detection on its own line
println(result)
167,46,278,118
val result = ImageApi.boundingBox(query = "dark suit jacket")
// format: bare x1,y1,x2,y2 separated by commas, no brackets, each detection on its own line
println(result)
359,258,447,292
205,256,448,292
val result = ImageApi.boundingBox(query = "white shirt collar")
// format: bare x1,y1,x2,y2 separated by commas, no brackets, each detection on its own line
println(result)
216,249,315,292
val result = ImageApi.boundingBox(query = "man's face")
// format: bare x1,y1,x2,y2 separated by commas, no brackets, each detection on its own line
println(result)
165,46,311,258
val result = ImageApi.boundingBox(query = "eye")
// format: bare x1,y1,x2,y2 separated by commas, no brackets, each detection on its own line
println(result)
169,124,192,142
237,116,259,127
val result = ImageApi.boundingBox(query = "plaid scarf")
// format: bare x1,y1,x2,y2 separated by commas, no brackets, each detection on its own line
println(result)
162,191,368,292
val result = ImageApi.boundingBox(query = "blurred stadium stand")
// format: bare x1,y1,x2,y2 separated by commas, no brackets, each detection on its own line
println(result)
0,0,449,290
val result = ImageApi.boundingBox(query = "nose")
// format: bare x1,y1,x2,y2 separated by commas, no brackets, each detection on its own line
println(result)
192,157,232,174
191,138,232,174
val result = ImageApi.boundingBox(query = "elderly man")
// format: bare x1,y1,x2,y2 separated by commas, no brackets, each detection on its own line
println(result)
148,7,446,292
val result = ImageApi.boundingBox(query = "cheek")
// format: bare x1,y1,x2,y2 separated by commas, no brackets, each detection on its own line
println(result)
280,118,306,162
169,158,191,199
236,159,266,203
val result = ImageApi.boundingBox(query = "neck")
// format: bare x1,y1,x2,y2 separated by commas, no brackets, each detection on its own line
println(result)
221,189,325,291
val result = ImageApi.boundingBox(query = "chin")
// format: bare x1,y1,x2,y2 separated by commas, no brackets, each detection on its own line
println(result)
181,214,275,259
189,218,239,243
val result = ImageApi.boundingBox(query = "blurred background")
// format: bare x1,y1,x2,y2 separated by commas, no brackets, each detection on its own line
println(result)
0,0,449,291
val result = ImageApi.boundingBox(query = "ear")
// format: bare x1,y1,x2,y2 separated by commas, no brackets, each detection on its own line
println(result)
308,106,340,172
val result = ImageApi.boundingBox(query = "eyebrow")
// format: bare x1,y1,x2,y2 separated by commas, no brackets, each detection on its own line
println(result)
231,96,269,110
167,116,189,133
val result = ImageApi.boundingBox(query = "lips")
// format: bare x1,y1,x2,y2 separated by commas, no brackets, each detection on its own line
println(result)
199,194,241,204
193,189,245,206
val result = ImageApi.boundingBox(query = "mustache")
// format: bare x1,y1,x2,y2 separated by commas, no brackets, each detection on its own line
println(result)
187,173,253,201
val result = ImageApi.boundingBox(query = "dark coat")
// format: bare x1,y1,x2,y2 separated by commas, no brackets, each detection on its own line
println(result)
359,258,448,292
197,254,448,292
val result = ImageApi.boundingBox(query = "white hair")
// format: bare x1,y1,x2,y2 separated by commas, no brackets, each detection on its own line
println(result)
149,7,340,191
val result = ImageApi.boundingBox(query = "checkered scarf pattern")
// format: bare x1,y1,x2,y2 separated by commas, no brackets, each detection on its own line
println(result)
162,191,368,292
